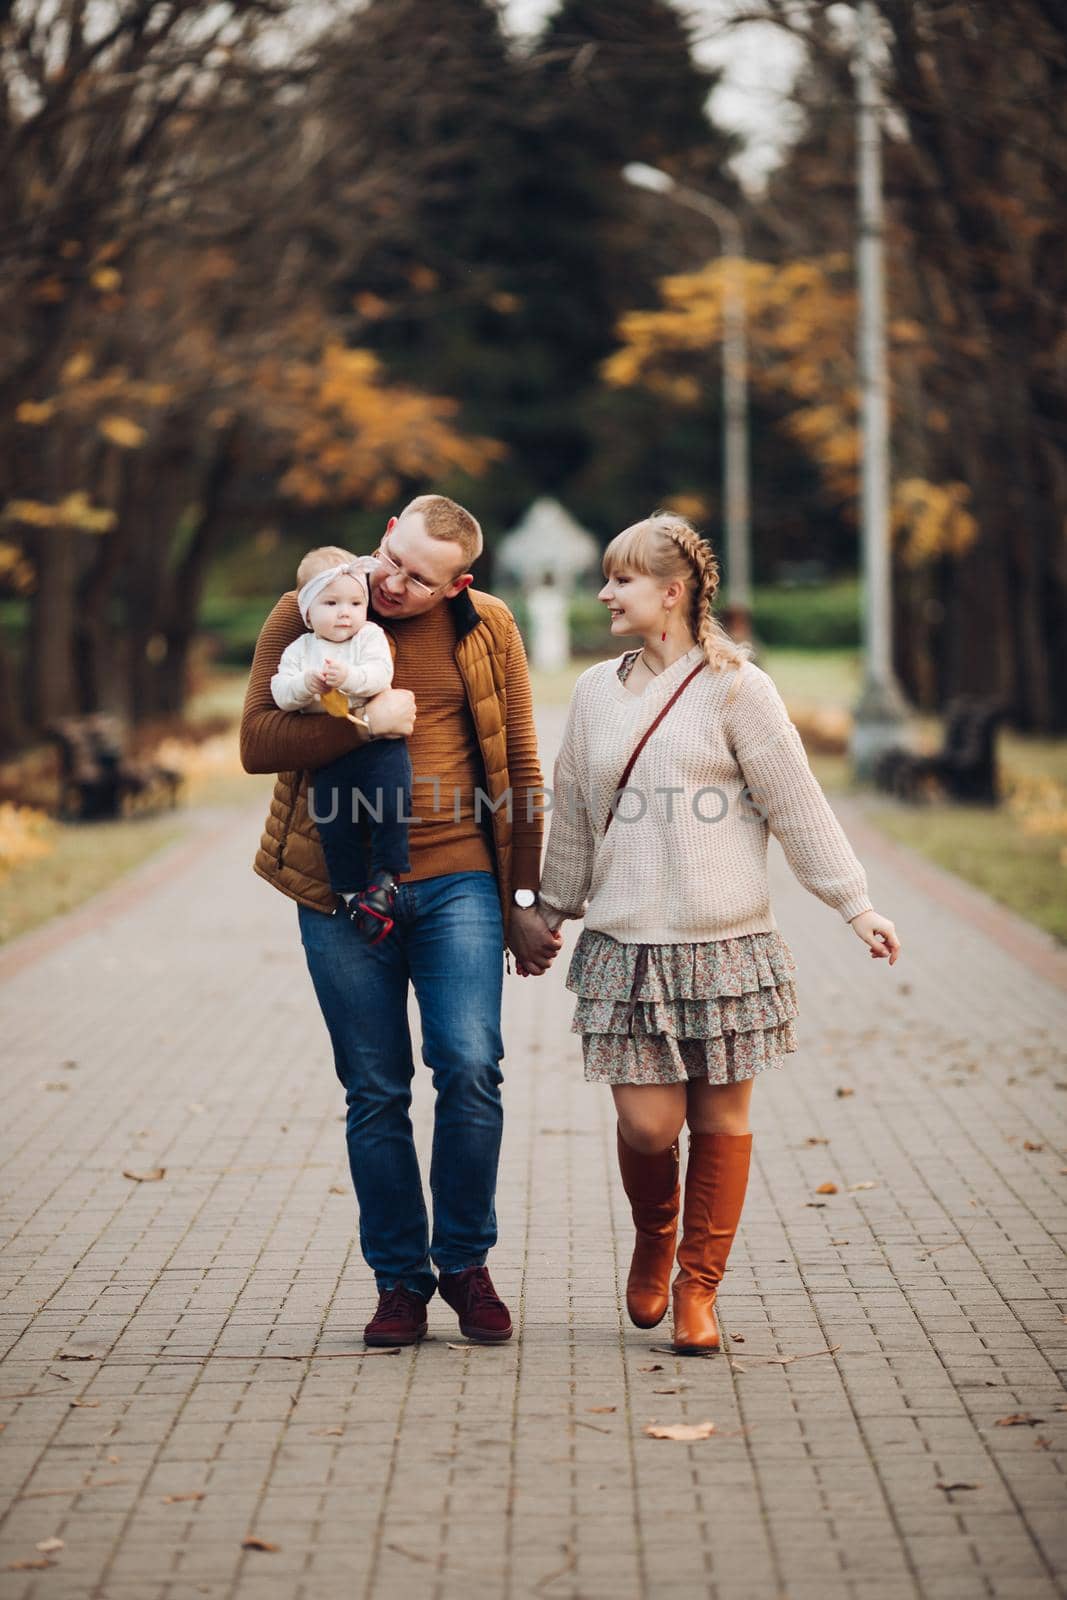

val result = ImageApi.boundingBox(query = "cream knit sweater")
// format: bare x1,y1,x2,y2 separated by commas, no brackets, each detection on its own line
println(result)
538,645,874,944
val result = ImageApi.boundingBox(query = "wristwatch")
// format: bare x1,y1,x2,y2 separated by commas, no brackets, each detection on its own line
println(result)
513,889,537,910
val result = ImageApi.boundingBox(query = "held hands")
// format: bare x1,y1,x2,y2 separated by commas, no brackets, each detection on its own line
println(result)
320,657,347,690
849,909,901,965
509,906,564,977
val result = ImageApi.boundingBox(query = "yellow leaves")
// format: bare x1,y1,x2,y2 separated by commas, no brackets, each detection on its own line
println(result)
1,494,116,533
264,340,504,509
30,277,67,304
1004,772,1067,867
354,292,389,320
98,416,146,449
0,541,36,594
0,804,55,883
91,266,122,293
16,400,55,426
61,350,93,385
892,479,978,567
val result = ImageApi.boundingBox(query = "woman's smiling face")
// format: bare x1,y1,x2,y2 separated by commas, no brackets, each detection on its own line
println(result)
598,566,668,636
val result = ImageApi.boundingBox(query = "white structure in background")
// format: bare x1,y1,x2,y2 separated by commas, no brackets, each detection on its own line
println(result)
496,499,600,672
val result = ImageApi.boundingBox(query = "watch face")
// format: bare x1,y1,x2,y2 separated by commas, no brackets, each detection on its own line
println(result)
514,889,536,909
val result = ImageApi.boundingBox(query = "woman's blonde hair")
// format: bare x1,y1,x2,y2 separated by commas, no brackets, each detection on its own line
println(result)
602,512,753,696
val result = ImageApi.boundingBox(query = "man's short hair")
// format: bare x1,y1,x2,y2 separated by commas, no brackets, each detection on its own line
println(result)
398,494,483,569
295,545,357,588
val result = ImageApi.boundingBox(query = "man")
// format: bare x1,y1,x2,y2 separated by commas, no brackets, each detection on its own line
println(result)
240,494,562,1346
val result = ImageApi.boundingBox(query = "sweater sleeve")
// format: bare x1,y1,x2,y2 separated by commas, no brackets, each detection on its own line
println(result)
729,665,874,925
270,635,316,711
240,594,370,775
537,687,595,928
341,623,394,700
503,613,546,892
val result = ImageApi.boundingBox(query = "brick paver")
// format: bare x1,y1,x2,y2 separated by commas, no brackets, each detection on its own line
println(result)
1,705,1064,1600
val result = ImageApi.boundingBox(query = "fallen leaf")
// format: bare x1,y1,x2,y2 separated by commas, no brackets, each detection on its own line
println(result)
848,1181,878,1191
162,1491,205,1503
312,1428,344,1437
241,1537,279,1552
638,1364,664,1373
6,1560,57,1571
995,1413,1045,1427
122,1168,165,1183
69,1399,100,1408
1022,1141,1044,1151
1034,1436,1051,1450
644,1419,716,1441
936,1481,980,1494
56,1353,100,1362
652,1386,685,1394
729,1333,745,1343
815,1182,839,1195
835,1087,855,1098
805,1201,827,1208
359,1347,401,1357
804,1136,829,1145
831,1238,850,1245
586,1406,616,1414
35,1539,64,1553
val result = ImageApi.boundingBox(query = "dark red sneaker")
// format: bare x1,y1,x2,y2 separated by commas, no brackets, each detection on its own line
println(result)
363,1285,428,1347
438,1266,513,1343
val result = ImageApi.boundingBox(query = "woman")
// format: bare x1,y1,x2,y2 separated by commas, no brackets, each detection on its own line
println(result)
537,513,901,1353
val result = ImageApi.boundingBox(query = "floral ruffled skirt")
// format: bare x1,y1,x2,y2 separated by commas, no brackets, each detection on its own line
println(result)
567,927,799,1086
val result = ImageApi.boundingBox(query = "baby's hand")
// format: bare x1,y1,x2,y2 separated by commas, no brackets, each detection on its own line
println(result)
304,668,328,696
320,658,346,690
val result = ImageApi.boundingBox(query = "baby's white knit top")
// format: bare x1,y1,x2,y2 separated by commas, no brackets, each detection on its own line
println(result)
270,620,393,714
538,644,874,944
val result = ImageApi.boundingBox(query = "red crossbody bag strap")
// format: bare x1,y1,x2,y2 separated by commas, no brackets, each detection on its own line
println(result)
605,660,705,833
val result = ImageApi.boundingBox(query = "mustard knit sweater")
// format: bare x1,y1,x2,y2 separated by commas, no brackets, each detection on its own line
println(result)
538,646,874,944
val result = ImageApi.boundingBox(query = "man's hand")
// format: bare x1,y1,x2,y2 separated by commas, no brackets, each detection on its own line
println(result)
304,667,328,695
364,686,416,738
508,906,563,977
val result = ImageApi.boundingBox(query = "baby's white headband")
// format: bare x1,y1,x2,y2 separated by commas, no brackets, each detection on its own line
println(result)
297,557,380,626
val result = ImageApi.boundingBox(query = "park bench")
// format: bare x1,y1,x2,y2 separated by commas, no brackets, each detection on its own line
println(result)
46,714,183,821
872,695,1009,805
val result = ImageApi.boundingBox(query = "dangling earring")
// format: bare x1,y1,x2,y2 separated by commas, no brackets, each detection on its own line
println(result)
661,608,669,643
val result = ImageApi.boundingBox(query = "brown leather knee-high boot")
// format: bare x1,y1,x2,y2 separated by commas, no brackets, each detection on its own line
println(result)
672,1131,752,1353
616,1127,680,1329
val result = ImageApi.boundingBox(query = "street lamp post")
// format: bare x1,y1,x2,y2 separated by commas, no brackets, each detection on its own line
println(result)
851,1,911,777
623,163,753,642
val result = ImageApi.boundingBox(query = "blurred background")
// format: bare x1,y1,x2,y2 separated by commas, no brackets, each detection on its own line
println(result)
0,0,1064,944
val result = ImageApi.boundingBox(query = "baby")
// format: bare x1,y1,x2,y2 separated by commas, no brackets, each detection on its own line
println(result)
271,546,412,943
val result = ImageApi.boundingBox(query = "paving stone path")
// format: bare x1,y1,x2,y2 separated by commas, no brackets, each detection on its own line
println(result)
1,707,1064,1600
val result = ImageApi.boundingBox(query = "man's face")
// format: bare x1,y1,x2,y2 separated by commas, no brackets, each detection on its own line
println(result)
369,513,471,619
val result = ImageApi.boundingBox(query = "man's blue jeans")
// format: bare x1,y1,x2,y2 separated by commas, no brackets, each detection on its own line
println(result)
298,870,505,1301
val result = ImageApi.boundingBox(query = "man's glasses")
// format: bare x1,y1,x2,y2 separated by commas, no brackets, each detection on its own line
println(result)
372,535,452,600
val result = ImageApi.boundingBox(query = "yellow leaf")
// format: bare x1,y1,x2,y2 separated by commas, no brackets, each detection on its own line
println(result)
15,400,55,425
99,416,146,449
91,266,122,292
61,350,93,385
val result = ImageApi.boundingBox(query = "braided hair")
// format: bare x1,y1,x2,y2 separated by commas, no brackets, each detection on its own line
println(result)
602,512,753,698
